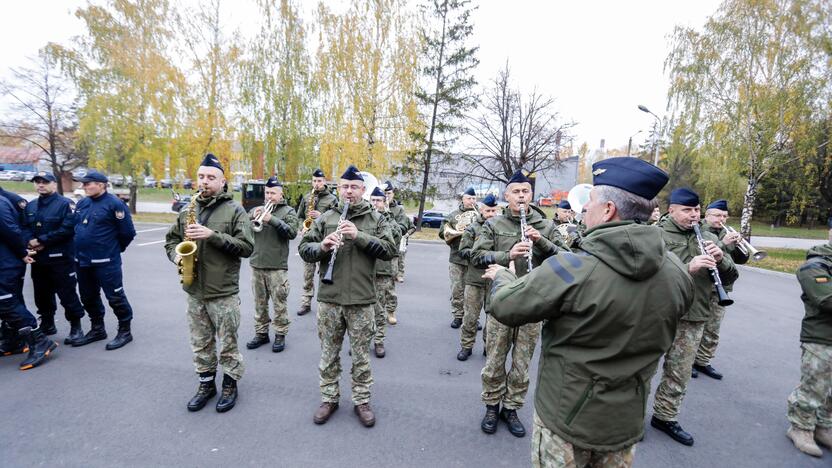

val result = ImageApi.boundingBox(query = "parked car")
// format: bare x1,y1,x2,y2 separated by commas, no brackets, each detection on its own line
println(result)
143,176,157,188
159,178,174,188
0,171,13,181
7,170,25,181
72,168,88,179
108,174,125,186
538,197,556,207
172,194,191,212
22,171,36,181
182,178,193,190
414,210,446,228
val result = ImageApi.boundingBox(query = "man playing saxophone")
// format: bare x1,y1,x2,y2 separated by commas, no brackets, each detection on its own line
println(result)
296,168,338,317
245,176,299,353
439,187,478,329
164,154,254,414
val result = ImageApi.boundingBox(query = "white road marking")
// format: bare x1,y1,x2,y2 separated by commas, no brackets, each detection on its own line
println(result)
136,227,168,233
137,240,166,246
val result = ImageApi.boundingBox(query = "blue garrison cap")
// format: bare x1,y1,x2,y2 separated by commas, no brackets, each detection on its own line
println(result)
340,165,364,181
707,199,728,211
371,187,385,198
591,157,669,200
200,153,224,172
79,170,108,183
31,171,56,183
669,188,700,207
558,200,571,210
482,193,498,207
463,187,476,196
265,176,282,188
312,168,325,178
384,180,394,192
507,170,532,185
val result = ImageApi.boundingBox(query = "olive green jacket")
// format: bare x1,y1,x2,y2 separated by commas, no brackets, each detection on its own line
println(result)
375,210,402,277
164,193,254,300
660,218,738,322
298,200,396,305
389,201,415,236
249,200,299,270
489,221,694,451
458,214,488,287
796,243,832,346
703,222,748,292
439,203,478,265
297,188,339,223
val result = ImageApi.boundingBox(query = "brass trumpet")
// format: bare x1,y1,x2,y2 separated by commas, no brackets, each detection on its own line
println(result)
251,200,275,232
725,225,767,261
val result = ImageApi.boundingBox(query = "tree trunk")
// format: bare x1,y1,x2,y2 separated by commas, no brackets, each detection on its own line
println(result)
739,176,757,240
128,180,138,214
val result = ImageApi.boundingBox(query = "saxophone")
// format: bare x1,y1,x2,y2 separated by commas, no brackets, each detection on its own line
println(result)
175,192,200,286
302,189,318,232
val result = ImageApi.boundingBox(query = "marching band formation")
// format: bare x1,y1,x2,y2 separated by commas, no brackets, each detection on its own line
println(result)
0,153,830,466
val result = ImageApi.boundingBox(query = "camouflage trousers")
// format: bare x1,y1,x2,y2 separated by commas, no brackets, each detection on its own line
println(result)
532,411,635,468
481,314,542,409
251,267,290,336
317,302,375,405
373,275,396,345
448,263,467,319
695,296,725,366
460,283,486,350
186,294,245,381
301,261,317,308
396,250,406,281
653,319,705,421
787,342,832,430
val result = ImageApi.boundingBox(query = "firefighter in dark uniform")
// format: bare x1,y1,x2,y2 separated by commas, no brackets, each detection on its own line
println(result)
0,184,29,351
72,170,136,350
22,172,86,345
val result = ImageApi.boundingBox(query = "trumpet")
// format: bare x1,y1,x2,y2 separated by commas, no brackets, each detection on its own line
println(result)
724,225,767,261
251,200,275,232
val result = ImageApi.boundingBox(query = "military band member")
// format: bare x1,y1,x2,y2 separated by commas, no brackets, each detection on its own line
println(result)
456,193,500,361
22,172,86,345
383,181,415,286
555,199,574,224
164,154,254,413
440,187,478,328
72,170,136,350
297,168,339,316
485,157,694,468
471,170,565,438
0,194,58,370
692,199,749,380
246,176,299,353
786,229,832,457
650,188,738,446
299,165,396,428
370,186,402,357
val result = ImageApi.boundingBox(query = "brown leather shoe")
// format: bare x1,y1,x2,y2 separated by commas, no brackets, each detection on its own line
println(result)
374,343,386,358
313,402,339,425
354,403,376,427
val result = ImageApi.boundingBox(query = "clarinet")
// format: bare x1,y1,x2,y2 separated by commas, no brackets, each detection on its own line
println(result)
519,204,534,272
322,200,350,285
692,224,733,306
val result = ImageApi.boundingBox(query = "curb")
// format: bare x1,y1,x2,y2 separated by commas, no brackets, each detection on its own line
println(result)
409,239,444,245
738,264,794,278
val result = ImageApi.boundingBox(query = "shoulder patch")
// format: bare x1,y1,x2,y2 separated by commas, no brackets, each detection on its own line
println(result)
18,199,27,209
816,277,829,283
114,210,125,220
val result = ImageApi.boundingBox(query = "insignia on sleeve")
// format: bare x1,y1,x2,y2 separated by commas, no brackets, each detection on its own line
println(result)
115,210,125,220
18,200,27,209
815,277,829,283
592,168,607,176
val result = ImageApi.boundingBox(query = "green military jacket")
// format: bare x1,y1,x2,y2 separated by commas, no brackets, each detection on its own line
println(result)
703,222,748,292
164,193,254,301
489,221,694,451
660,217,738,322
439,203,478,265
389,201,415,236
458,214,488,287
471,204,567,278
297,188,339,224
796,243,832,346
299,200,397,305
375,210,402,277
249,200,299,270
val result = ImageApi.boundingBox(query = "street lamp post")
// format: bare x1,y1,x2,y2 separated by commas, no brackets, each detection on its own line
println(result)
638,105,661,165
627,130,642,157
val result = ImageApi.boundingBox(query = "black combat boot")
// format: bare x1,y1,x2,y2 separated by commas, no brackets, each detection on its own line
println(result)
72,320,107,347
105,321,133,350
0,325,28,356
187,372,217,412
65,319,84,345
216,374,238,413
481,404,500,434
272,334,285,353
457,347,472,361
692,363,723,380
18,327,58,371
450,317,462,329
39,315,58,336
500,408,526,437
651,416,694,446
246,334,270,349
476,320,482,331
297,305,311,316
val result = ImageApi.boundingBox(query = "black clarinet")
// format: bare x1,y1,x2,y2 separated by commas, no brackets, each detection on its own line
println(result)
322,200,350,284
519,204,534,272
692,224,733,306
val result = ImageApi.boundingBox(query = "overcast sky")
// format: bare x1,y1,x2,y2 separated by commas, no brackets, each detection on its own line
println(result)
1,0,723,153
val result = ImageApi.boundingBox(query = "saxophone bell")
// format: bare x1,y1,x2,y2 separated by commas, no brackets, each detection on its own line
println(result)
175,190,201,286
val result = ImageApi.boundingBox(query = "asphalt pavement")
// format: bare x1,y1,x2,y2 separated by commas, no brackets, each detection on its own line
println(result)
0,224,827,467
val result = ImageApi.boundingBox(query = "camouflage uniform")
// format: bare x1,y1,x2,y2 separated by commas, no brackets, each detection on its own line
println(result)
440,203,478,320
187,294,245,381
532,411,636,468
297,189,338,309
317,302,375,404
461,284,486,350
373,276,396,345
482,316,542,408
396,251,407,281
301,262,317,309
252,269,290,336
652,320,706,421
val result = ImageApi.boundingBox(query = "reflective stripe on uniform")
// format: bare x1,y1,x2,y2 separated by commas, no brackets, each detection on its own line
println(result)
48,253,63,258
0,293,12,300
90,258,110,264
